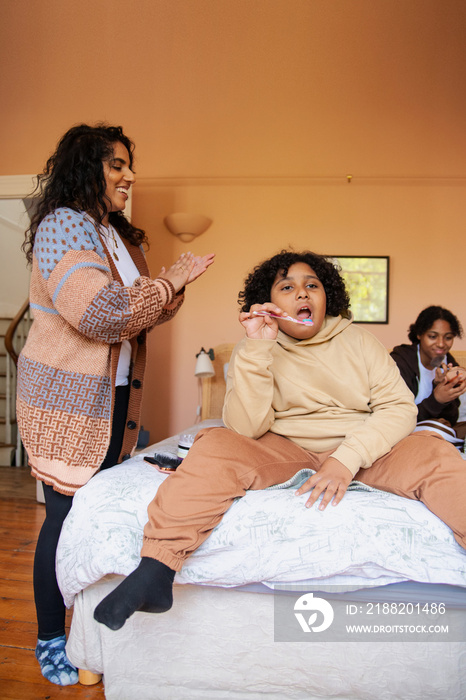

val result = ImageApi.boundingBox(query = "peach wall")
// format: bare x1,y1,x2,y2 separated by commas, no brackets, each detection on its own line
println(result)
1,0,465,441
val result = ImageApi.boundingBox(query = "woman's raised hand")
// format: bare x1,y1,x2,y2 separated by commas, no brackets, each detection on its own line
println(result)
158,252,215,293
185,253,215,285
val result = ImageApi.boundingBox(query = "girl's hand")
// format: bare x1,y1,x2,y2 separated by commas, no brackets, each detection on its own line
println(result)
447,365,466,383
433,364,466,403
239,303,287,340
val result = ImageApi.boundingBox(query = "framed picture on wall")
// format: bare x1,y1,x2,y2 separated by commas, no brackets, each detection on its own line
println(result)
329,255,389,324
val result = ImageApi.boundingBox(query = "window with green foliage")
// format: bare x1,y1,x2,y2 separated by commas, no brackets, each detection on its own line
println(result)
329,256,389,323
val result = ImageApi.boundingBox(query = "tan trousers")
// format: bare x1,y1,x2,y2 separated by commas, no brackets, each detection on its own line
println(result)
141,427,466,570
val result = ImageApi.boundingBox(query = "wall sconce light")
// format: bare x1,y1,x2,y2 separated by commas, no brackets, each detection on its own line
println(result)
194,347,215,378
163,213,213,243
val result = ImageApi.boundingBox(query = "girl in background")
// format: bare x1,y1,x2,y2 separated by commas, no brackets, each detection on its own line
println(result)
391,306,466,445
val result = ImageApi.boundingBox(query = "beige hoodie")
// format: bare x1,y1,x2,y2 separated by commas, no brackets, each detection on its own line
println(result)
223,315,417,477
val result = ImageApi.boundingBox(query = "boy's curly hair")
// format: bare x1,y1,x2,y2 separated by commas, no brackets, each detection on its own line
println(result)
407,305,463,343
238,250,351,317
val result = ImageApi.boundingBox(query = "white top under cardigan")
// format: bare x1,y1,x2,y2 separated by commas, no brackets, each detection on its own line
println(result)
100,225,141,386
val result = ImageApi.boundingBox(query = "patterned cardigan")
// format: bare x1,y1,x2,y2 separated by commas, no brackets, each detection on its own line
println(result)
17,208,183,495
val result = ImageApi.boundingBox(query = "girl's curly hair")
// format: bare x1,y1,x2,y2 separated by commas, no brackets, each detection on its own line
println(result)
407,305,463,343
22,123,148,265
238,250,351,317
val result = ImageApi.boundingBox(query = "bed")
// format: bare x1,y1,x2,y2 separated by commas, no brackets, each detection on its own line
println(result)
57,344,466,700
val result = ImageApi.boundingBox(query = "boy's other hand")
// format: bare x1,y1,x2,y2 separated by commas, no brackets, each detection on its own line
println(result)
295,457,353,510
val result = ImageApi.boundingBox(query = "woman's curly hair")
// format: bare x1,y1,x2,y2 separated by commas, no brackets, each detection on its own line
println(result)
22,123,148,264
238,250,351,317
408,305,463,343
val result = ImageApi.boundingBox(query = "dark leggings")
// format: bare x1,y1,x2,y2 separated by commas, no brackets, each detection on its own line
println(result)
34,385,130,640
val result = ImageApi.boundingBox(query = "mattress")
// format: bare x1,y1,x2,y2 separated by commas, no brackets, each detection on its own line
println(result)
66,575,466,700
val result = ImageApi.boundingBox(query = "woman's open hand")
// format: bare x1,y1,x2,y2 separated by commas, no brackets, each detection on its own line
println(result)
185,253,215,285
158,252,215,293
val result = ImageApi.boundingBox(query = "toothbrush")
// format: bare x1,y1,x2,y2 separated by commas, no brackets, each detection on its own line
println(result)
251,310,313,326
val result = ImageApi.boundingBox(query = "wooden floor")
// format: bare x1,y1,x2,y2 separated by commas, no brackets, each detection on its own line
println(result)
0,465,105,699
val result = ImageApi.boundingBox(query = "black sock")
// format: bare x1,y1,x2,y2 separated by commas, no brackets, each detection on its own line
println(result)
93,557,176,631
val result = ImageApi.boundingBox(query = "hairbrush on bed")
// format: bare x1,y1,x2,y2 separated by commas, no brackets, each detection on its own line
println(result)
143,452,182,472
144,434,196,472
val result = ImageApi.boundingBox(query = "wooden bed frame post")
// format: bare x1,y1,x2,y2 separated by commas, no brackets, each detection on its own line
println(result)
79,669,102,685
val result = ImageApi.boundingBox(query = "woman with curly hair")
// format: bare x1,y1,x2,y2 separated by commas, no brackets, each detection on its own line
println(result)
391,305,466,441
18,123,214,685
95,249,466,631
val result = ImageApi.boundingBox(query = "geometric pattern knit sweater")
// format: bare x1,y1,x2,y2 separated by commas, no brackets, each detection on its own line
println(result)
16,208,183,495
